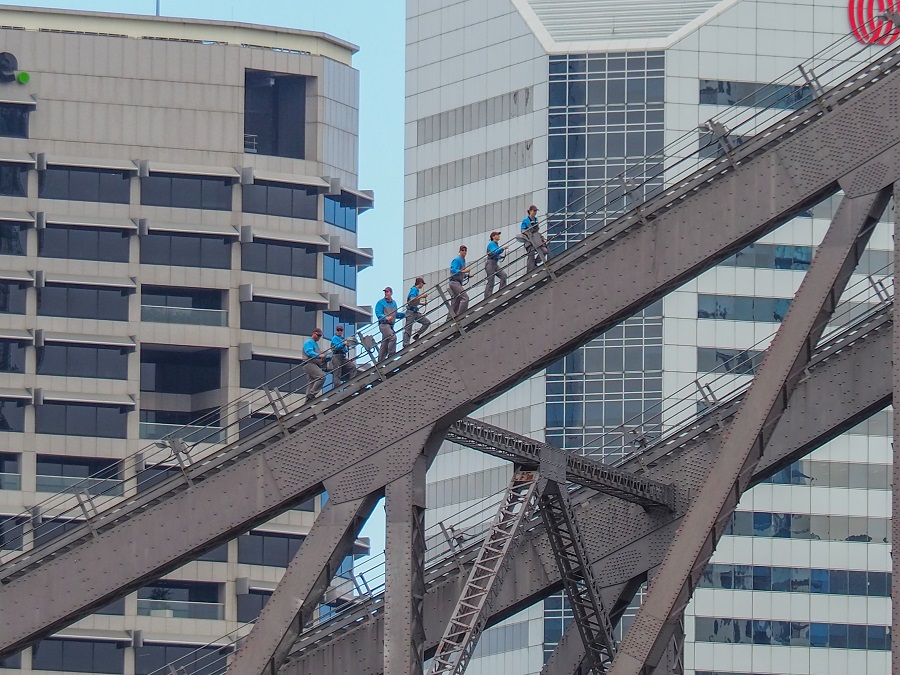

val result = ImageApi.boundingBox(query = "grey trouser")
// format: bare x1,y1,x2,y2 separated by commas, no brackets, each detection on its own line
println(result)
403,311,432,344
378,323,397,361
484,258,507,296
449,280,469,316
524,241,550,272
332,352,357,381
303,360,326,398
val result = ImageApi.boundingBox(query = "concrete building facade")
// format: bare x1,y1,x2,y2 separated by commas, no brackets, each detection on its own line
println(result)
405,1,893,673
0,6,371,673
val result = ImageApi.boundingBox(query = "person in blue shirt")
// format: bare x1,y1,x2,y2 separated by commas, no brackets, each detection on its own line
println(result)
330,324,357,382
302,327,331,401
448,245,470,317
484,231,507,296
403,276,432,345
520,204,550,273
375,287,405,362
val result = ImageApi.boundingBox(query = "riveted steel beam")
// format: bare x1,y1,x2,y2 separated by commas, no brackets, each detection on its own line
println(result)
447,419,675,510
608,186,893,674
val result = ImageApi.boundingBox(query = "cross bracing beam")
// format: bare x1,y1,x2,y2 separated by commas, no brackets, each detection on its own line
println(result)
447,419,675,510
428,470,543,675
608,185,894,673
282,302,892,675
3,44,900,660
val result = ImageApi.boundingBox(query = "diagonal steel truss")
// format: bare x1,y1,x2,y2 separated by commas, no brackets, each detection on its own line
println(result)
428,470,543,675
609,184,895,673
539,480,617,673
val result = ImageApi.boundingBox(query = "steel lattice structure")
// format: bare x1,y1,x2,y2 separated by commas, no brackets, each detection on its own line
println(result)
0,33,899,675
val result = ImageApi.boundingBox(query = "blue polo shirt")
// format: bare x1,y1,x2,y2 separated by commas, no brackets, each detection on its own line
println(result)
303,337,320,360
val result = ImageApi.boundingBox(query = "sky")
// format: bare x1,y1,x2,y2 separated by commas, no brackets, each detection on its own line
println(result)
11,0,405,553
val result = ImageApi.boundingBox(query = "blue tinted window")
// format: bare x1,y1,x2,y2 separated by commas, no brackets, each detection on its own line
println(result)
324,253,357,289
0,163,27,197
39,167,130,204
243,181,317,220
324,196,358,232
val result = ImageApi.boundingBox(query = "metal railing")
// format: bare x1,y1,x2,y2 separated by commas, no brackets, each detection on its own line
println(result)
0,22,897,586
137,598,225,621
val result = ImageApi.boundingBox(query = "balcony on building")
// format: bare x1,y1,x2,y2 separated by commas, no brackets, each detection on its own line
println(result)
137,581,224,620
141,286,227,327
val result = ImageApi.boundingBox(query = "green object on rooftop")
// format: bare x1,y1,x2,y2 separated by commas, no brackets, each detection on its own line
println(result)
16,71,29,84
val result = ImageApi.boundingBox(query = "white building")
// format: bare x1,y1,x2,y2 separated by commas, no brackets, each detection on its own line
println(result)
405,1,894,673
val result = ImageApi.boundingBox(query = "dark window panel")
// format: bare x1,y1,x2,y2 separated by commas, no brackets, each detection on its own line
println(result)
35,402,128,438
140,348,222,395
33,638,124,674
39,167,130,204
241,298,317,336
0,339,25,373
238,531,305,567
0,221,27,255
244,70,307,159
0,103,30,138
0,398,25,432
140,174,231,211
140,232,232,269
0,163,28,197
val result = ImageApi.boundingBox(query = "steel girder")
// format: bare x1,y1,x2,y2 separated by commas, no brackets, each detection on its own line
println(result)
2,45,900,661
446,419,675,510
609,185,894,673
283,306,891,674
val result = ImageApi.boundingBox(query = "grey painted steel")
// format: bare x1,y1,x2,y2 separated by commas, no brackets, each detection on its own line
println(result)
428,470,543,675
539,480,617,673
227,493,380,675
893,186,899,671
447,419,675,509
3,44,900,660
384,454,428,675
283,306,891,674
608,186,893,674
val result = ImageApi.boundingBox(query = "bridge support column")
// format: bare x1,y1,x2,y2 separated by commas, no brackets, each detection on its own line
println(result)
609,186,893,674
384,454,427,675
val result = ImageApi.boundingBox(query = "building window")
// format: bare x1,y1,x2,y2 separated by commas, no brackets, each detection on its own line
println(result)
140,232,231,269
697,294,791,322
137,581,223,620
698,129,750,159
720,242,813,271
37,284,130,321
699,563,891,597
139,408,222,444
135,644,226,675
324,196,358,232
37,343,129,379
324,253,357,289
0,398,26,432
32,638,124,674
35,454,121,496
0,516,25,550
696,347,764,375
699,80,813,109
141,173,232,211
695,617,889,650
238,530,304,567
0,650,21,668
141,286,226,327
39,225,130,263
0,102,31,138
140,348,222,395
35,402,129,439
0,281,26,314
0,220,27,255
240,298,318,335
0,452,20,490
0,339,26,373
33,518,84,548
240,356,304,390
39,166,131,204
726,510,890,544
241,238,317,277
239,413,275,440
237,589,272,623
244,70,307,159
0,162,29,197
242,181,317,220
763,458,891,490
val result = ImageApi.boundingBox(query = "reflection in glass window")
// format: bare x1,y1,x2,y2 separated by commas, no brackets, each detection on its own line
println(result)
241,238,317,277
696,347,763,375
37,284,130,321
696,617,889,650
237,589,272,622
39,166,131,204
0,398,26,432
140,232,231,269
35,402,128,438
140,173,232,210
324,196,359,232
324,253,357,289
39,225,130,262
242,181,317,219
135,644,225,675
0,221,27,255
0,102,30,138
725,509,890,543
700,79,812,109
0,162,29,197
32,638,124,674
237,530,304,567
698,294,791,322
37,343,129,379
0,281,26,314
700,563,890,597
241,298,318,336
0,339,25,373
0,516,25,549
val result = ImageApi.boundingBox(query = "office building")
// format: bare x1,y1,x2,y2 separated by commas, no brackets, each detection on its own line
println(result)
0,6,372,673
405,0,893,672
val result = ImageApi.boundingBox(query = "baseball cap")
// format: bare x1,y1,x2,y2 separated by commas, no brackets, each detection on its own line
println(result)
383,286,393,293
528,204,538,212
313,327,323,335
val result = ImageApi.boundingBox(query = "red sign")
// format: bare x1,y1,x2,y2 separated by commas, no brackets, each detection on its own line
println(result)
849,0,900,44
